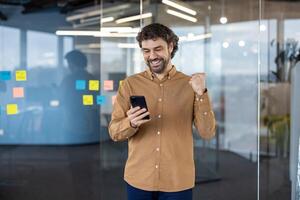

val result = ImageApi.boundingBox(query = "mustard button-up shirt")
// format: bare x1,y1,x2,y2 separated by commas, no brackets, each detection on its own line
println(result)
108,66,216,192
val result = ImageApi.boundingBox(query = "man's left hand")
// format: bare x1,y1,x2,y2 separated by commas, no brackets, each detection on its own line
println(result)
189,73,206,96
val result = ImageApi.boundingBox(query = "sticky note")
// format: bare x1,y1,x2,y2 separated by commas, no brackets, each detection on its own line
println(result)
0,71,11,80
15,70,27,81
103,80,113,91
13,87,24,98
76,80,86,90
89,80,99,91
6,104,18,115
96,95,106,105
119,80,124,88
83,95,93,105
112,95,117,105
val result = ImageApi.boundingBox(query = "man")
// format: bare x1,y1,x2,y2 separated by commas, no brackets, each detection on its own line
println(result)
109,23,215,200
60,50,99,137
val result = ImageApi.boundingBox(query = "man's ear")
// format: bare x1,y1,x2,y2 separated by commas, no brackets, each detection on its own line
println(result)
168,42,174,54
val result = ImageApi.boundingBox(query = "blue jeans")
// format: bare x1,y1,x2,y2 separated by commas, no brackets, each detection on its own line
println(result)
126,182,193,200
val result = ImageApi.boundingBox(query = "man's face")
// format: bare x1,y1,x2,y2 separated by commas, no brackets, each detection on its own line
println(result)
141,38,173,74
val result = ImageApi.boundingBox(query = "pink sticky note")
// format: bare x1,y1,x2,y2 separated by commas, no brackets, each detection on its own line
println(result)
13,87,24,98
112,95,117,105
104,80,114,91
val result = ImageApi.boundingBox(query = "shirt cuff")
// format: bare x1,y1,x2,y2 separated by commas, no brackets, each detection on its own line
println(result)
122,118,139,139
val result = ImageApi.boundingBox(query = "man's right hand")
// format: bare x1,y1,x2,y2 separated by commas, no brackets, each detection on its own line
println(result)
126,106,151,128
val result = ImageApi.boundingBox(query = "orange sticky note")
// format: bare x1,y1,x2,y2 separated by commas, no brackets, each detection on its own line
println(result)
7,104,18,115
15,70,27,81
13,87,24,98
83,95,93,105
112,95,117,105
89,80,99,91
104,80,114,91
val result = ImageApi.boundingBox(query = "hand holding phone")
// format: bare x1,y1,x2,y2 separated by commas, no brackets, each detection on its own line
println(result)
127,96,151,128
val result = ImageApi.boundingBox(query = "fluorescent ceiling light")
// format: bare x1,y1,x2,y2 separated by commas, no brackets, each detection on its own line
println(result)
74,16,114,28
101,17,115,23
56,30,98,36
116,13,152,24
79,16,114,24
55,30,137,37
118,43,139,48
162,0,196,16
179,33,212,42
73,21,99,28
166,9,197,23
67,10,101,22
101,27,140,33
80,16,100,24
93,32,137,37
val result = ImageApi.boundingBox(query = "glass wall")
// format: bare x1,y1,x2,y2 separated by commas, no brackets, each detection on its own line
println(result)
0,0,299,200
99,0,260,199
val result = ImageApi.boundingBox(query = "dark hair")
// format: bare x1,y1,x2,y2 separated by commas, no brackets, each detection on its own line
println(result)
136,23,179,58
65,50,87,68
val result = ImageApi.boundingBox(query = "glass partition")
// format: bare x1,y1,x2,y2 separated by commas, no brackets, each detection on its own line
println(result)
99,0,260,199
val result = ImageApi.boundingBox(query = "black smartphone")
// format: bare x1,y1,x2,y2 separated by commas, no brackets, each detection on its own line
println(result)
130,96,150,120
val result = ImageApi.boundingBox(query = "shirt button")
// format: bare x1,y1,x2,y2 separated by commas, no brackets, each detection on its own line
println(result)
158,115,161,118
155,165,159,169
196,98,199,101
204,112,208,115
157,131,160,135
158,98,162,102
200,98,203,102
156,148,160,151
160,83,163,87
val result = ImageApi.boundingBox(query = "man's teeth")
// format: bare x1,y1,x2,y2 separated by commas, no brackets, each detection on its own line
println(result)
151,60,161,65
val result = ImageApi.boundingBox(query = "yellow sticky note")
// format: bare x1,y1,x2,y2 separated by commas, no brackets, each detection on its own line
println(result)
112,95,117,105
119,80,124,88
83,95,93,105
104,80,114,91
13,87,24,98
7,104,18,115
15,70,27,81
89,80,99,91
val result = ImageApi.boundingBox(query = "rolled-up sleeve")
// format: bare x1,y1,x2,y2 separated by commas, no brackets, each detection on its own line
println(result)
193,91,216,140
108,79,138,142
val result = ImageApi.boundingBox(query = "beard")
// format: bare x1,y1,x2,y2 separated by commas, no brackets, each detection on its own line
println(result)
146,56,170,74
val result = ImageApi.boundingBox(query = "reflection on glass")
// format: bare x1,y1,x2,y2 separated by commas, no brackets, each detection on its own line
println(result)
27,30,58,68
0,26,20,70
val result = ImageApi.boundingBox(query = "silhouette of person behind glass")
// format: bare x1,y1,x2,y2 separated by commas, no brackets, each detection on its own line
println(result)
60,50,99,140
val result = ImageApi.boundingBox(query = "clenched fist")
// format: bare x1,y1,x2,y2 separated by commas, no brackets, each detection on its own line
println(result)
189,73,206,96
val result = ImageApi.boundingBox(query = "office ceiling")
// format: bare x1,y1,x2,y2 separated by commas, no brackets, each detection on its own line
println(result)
0,0,98,14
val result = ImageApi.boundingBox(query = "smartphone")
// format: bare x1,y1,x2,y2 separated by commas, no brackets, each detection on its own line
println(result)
130,96,150,120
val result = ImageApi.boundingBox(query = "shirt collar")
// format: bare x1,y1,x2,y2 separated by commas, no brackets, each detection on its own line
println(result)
145,65,177,81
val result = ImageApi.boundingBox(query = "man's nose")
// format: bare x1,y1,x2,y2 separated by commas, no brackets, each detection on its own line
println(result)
149,51,158,60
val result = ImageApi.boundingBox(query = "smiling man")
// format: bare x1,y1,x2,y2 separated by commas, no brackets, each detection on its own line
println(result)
109,23,216,200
